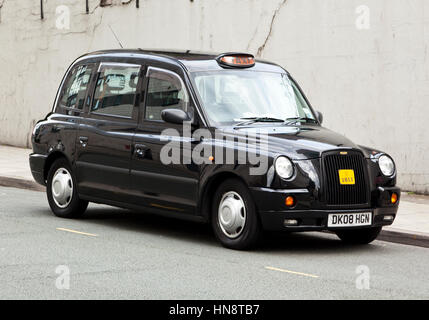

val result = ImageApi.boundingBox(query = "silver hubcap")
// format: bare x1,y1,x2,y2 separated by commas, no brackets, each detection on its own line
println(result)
218,191,246,239
51,168,73,209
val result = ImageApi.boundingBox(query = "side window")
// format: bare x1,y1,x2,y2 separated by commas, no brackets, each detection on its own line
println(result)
91,64,141,118
145,68,188,121
59,65,93,111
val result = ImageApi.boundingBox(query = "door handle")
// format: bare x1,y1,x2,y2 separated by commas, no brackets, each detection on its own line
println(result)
134,144,148,158
79,136,88,147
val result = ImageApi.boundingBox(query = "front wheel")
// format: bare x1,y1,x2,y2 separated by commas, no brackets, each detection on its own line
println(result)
211,179,261,250
46,158,88,218
335,227,382,245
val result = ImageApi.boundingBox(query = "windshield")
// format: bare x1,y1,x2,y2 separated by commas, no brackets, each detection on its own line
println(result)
191,70,316,126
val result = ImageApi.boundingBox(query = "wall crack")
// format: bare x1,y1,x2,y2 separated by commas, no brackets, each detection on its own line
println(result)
256,0,288,57
0,0,6,23
89,4,101,14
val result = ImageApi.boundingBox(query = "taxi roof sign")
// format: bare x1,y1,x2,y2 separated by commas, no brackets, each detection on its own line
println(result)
216,53,255,68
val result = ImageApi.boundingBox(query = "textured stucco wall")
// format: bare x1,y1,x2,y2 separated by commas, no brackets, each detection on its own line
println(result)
0,0,428,193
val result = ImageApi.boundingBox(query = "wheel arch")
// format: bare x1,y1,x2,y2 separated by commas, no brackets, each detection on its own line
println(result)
198,171,249,221
43,151,72,182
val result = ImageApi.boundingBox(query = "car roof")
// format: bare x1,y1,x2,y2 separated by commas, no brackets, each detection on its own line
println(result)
76,49,286,73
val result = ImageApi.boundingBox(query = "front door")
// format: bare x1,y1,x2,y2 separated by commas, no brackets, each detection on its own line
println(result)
129,66,200,214
76,62,142,203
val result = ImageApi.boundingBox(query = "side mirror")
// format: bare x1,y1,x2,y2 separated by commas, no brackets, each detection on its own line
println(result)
315,111,323,124
161,108,191,125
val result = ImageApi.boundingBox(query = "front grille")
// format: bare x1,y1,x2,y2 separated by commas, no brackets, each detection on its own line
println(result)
323,151,368,206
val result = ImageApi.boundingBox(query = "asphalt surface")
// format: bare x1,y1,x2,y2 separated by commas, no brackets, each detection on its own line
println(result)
1,186,428,299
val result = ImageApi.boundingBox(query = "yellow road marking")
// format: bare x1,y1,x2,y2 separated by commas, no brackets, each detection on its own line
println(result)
56,228,98,237
265,266,319,278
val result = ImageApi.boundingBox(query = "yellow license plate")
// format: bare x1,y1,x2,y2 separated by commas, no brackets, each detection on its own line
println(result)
338,169,355,185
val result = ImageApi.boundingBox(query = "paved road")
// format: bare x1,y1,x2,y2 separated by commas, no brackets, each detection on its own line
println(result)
0,186,428,299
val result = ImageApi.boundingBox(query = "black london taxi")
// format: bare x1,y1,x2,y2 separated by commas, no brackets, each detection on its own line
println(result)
30,49,400,249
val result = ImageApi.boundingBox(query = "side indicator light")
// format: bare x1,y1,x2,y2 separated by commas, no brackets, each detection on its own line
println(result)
285,196,296,207
391,193,398,204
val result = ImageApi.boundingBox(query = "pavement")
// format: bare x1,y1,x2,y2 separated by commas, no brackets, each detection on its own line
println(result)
0,185,428,299
1,144,429,248
0,145,45,192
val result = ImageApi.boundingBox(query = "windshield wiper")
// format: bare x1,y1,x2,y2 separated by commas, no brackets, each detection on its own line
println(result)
234,117,285,127
284,117,318,125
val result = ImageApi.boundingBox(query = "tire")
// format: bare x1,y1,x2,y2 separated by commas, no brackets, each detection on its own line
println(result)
335,227,382,245
46,158,88,218
211,178,261,250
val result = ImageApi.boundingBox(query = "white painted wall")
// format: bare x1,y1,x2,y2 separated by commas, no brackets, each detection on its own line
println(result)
0,0,428,193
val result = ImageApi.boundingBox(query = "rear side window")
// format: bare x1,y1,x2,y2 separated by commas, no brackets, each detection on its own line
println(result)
145,68,188,121
91,64,141,118
58,65,93,111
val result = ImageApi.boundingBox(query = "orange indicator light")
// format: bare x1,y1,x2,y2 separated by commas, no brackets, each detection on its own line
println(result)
391,193,398,204
285,196,296,207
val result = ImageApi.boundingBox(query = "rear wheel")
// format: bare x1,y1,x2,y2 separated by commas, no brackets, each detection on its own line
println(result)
335,227,382,245
211,179,261,250
46,158,88,218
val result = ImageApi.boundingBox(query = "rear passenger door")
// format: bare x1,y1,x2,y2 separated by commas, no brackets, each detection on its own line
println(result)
76,62,143,203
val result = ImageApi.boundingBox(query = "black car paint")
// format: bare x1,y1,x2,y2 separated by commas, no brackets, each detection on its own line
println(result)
30,49,400,230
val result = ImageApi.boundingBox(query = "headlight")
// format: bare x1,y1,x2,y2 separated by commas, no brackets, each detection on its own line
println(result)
275,156,294,179
378,154,395,176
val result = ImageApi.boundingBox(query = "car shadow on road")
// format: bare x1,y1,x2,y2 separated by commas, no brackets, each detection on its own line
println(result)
78,205,217,247
37,205,384,255
257,232,382,254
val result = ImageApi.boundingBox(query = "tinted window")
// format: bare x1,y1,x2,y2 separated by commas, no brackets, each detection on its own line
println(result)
91,64,140,118
145,68,188,121
59,65,93,111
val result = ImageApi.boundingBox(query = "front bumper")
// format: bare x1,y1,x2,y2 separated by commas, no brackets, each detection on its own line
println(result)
251,186,400,232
